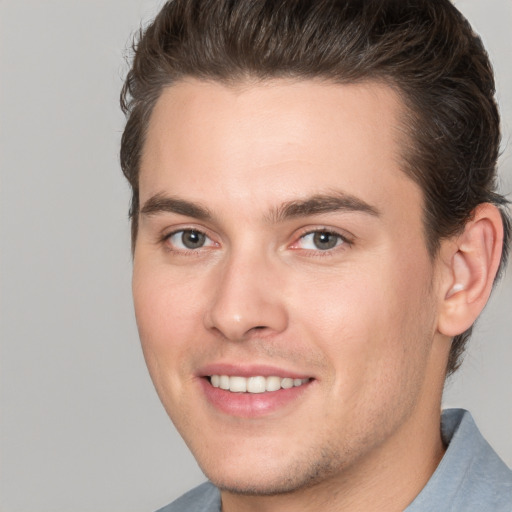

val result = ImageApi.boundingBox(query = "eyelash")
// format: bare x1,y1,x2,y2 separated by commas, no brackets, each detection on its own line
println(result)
291,228,353,255
160,227,353,255
161,228,217,255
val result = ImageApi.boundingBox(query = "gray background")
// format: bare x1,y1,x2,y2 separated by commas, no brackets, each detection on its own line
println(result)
0,1,510,511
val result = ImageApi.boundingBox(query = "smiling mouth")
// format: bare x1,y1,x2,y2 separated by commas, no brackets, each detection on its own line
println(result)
208,375,311,393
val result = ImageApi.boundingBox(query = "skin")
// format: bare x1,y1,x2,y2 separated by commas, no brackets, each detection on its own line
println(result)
132,79,501,511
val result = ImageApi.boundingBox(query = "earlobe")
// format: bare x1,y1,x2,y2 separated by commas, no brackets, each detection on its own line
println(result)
437,204,504,337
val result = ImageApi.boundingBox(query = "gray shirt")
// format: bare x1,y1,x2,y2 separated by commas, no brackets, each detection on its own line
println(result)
156,409,512,511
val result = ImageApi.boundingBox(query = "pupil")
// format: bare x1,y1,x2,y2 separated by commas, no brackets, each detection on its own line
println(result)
313,231,338,250
182,230,205,249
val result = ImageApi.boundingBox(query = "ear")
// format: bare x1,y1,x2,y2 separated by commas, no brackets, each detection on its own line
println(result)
437,203,504,337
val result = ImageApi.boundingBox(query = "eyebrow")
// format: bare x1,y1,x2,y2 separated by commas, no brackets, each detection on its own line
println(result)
266,192,380,223
139,191,380,223
140,193,212,220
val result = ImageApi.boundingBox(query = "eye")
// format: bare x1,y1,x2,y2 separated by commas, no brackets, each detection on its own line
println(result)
166,229,215,250
296,230,346,251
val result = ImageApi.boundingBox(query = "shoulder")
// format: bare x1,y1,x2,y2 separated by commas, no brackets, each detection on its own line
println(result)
155,482,221,512
407,409,512,511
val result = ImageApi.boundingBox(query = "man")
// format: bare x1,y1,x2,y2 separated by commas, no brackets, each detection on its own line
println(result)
120,0,512,510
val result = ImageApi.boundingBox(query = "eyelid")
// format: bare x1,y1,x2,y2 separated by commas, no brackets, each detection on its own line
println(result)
289,227,354,251
161,226,219,252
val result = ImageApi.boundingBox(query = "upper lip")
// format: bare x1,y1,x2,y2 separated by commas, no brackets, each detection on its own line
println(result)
197,363,313,380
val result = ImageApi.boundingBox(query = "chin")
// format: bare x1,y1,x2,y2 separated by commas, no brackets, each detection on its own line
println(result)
198,445,343,497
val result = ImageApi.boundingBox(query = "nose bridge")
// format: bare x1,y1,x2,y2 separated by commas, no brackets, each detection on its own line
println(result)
204,244,288,341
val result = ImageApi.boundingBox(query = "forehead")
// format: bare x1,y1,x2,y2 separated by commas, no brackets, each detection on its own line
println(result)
139,78,418,218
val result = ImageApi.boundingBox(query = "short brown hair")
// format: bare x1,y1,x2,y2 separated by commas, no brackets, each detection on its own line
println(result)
120,0,511,374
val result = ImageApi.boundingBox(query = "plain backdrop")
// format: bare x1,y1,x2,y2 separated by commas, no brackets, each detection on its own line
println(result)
0,1,511,511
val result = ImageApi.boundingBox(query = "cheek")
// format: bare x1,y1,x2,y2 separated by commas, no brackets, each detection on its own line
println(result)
132,263,210,387
133,260,206,336
131,264,217,435
291,253,435,389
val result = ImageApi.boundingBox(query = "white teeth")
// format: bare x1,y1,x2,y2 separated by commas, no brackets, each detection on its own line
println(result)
209,375,310,393
219,375,230,390
247,376,266,393
229,376,247,392
281,378,294,389
265,376,282,392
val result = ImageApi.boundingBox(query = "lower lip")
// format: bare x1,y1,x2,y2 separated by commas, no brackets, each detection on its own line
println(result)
199,378,312,418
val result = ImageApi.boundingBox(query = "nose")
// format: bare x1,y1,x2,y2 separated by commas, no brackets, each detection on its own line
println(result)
203,250,288,342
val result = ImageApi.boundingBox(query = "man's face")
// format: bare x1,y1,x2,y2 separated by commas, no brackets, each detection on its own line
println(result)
133,79,448,494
